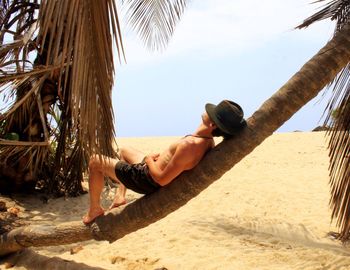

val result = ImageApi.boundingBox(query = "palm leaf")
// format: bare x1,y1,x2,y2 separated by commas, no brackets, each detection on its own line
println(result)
35,0,123,156
122,0,187,50
1,0,187,195
297,0,350,240
1,0,124,194
35,0,124,193
327,67,350,239
297,0,350,31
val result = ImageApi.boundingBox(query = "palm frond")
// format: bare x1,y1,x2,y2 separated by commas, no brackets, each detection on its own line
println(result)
1,0,187,195
297,0,350,240
296,0,350,32
122,0,187,51
1,0,124,195
35,0,122,156
327,67,350,239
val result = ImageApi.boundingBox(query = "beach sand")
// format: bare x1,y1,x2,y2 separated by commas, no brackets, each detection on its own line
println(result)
1,131,350,270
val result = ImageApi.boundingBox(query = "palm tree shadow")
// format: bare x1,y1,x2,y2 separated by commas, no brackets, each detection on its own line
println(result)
1,249,107,270
188,216,350,256
1,193,81,225
4,188,140,225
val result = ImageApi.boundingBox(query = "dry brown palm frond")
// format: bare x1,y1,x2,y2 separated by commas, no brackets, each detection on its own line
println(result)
327,68,350,240
0,1,9,27
297,0,350,240
1,0,125,195
296,0,350,32
39,0,124,154
1,0,187,195
34,0,125,194
36,0,124,194
122,0,187,51
0,65,64,83
1,75,47,117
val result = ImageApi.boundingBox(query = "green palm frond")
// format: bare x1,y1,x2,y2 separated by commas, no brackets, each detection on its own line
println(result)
297,0,350,240
122,0,187,50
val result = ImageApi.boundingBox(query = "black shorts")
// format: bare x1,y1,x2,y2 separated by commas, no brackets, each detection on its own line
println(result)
115,160,160,194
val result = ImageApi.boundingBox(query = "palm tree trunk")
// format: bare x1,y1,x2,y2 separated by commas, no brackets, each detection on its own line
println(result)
1,23,350,258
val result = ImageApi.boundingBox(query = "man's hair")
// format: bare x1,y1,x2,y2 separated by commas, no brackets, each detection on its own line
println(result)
211,128,232,140
212,121,247,139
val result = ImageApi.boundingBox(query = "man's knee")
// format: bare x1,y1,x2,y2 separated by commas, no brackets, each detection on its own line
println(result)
118,147,129,160
119,146,125,155
119,146,143,164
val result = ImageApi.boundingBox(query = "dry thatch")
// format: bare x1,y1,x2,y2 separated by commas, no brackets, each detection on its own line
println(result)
0,0,187,195
0,0,123,194
297,0,350,240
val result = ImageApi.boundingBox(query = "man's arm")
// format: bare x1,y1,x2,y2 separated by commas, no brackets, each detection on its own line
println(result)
145,142,193,186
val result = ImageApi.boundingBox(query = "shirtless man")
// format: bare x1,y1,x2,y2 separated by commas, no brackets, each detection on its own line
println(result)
83,100,246,224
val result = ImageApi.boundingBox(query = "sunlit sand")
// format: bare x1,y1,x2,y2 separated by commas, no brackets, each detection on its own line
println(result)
3,131,350,270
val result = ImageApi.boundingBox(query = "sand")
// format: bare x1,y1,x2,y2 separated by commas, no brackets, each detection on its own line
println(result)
1,132,350,270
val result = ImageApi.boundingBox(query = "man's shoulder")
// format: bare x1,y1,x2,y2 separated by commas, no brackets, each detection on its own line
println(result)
177,139,196,151
177,139,205,154
173,140,201,167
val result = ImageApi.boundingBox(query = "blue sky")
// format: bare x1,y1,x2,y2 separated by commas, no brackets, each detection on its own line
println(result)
113,0,336,137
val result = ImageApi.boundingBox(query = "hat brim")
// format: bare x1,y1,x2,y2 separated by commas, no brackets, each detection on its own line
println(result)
205,103,232,135
205,103,246,135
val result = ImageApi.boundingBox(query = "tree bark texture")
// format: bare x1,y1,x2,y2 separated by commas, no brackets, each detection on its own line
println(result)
1,24,350,257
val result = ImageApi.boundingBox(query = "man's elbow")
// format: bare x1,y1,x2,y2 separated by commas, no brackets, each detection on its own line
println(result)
154,177,168,187
148,171,165,186
152,175,173,187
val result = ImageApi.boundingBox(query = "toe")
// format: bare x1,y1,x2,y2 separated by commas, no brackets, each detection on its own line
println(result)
109,200,127,210
82,210,104,225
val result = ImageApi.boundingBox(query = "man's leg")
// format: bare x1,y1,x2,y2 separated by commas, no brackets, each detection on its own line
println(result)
83,154,120,224
108,182,127,209
109,146,145,209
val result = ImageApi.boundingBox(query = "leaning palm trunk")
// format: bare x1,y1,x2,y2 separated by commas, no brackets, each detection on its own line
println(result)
1,23,350,257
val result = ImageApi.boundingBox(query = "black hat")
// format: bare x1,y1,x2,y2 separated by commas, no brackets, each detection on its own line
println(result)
205,100,246,135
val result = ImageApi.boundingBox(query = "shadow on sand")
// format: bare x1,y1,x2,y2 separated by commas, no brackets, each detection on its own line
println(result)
1,249,107,270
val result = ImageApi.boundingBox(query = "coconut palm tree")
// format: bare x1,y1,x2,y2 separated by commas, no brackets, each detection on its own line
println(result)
0,0,186,195
1,21,350,257
297,0,350,241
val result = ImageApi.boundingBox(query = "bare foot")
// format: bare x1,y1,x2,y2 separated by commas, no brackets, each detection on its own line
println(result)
109,197,127,210
83,207,105,225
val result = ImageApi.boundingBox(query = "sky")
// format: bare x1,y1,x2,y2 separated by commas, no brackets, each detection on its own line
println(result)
112,0,336,137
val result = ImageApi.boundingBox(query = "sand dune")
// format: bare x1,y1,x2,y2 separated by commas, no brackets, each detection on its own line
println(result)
2,132,350,270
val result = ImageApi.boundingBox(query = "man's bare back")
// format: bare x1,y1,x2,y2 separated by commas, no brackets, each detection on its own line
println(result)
153,135,215,177
145,135,214,186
